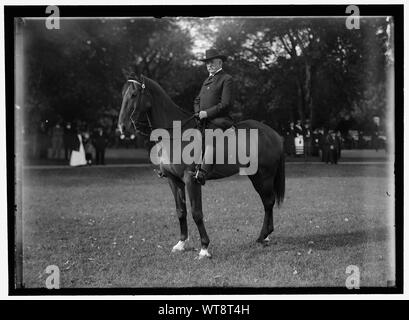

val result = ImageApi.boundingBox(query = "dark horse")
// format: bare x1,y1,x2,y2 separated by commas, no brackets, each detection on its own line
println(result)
118,75,285,258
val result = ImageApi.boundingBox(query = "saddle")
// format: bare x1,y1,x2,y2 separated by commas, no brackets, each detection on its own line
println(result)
208,117,235,130
154,116,235,179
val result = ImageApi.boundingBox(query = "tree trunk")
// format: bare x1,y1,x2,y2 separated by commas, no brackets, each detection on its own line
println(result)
304,61,314,125
296,77,305,123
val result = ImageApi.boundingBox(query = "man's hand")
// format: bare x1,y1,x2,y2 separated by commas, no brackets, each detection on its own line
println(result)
198,111,208,119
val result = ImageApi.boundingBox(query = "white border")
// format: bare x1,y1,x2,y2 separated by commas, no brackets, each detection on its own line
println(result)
0,0,406,300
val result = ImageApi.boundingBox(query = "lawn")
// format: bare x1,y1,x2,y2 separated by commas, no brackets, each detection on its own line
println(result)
21,163,395,288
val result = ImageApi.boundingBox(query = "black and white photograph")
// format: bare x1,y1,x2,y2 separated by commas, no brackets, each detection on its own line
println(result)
5,4,403,297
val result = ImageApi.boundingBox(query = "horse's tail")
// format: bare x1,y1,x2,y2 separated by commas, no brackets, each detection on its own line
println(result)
274,151,285,207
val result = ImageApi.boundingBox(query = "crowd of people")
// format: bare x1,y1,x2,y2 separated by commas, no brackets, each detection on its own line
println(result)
64,124,109,167
33,121,109,167
282,120,343,164
26,116,385,167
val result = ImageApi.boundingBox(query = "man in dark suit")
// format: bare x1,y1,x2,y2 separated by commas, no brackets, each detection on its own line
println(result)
284,121,296,156
63,122,77,161
92,127,109,165
324,130,339,164
303,121,312,157
192,48,234,185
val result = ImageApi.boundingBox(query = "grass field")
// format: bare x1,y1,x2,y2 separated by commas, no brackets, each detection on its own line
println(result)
21,163,395,288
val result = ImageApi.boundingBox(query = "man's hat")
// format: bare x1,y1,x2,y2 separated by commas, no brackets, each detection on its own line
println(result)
200,48,227,62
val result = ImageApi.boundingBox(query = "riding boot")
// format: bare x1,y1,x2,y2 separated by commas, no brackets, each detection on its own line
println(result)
154,169,167,178
154,165,167,178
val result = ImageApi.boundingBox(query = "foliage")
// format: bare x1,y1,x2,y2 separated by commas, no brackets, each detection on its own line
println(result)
212,17,390,130
23,17,392,133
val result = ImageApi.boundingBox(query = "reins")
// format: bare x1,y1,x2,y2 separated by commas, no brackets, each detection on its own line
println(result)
127,77,198,138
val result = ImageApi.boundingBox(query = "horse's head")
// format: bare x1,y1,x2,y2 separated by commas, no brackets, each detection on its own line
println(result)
118,74,152,135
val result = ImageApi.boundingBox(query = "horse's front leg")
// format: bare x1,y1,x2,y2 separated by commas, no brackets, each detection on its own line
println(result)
184,172,211,259
167,177,188,252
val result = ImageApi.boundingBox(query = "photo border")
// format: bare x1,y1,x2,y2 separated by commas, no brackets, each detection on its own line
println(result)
5,4,403,296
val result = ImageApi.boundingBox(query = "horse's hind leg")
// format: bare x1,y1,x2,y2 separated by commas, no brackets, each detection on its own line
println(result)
167,177,188,252
258,194,275,243
249,172,276,243
184,172,211,258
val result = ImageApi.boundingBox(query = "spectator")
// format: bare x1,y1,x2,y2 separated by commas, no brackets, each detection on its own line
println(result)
63,122,77,161
50,122,64,159
317,128,325,162
336,130,342,160
38,121,49,159
294,119,303,137
311,128,320,156
358,131,365,149
82,130,94,165
371,116,381,151
324,130,339,164
293,120,304,156
303,121,312,157
284,121,296,156
69,128,87,167
92,127,109,165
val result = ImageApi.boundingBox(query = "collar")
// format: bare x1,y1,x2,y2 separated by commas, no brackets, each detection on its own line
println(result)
209,68,223,77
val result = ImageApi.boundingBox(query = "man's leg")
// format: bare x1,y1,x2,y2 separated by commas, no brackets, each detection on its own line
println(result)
202,143,214,171
96,149,100,165
101,149,105,165
194,142,213,185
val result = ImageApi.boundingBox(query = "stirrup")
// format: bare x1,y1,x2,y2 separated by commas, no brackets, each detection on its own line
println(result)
153,168,166,178
192,168,207,185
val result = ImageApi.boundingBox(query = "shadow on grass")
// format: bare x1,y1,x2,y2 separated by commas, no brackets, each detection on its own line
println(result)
226,226,390,258
273,226,390,251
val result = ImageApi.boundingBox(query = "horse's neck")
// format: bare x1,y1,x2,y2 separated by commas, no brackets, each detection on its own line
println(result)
149,84,190,130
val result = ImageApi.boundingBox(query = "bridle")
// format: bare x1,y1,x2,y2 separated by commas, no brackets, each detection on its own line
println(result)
126,77,153,136
125,77,198,137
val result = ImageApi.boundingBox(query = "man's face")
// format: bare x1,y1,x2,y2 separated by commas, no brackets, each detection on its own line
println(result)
373,116,380,126
206,58,223,75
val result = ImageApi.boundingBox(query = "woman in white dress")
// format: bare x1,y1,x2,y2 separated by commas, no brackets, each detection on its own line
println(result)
69,132,87,166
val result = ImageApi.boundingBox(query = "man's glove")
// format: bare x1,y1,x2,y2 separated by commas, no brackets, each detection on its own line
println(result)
198,111,208,119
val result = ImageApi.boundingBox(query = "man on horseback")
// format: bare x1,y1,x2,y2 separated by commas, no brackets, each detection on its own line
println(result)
118,64,285,256
192,48,234,185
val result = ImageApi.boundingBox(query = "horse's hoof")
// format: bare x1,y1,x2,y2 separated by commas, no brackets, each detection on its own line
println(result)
256,237,270,247
172,240,186,252
197,248,212,259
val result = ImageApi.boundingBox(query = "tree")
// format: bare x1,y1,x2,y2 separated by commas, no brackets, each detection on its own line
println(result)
23,17,198,129
212,17,390,129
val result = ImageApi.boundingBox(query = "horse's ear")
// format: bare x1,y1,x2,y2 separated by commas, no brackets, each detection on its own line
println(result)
123,64,142,82
127,72,139,82
130,64,142,80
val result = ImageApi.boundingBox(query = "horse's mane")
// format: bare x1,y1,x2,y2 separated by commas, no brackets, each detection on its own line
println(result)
142,76,193,128
144,77,187,113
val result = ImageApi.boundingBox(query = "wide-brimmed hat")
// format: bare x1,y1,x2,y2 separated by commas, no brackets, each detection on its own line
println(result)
199,48,227,62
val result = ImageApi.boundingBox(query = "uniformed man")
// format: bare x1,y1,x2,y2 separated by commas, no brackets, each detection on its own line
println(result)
192,48,234,185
